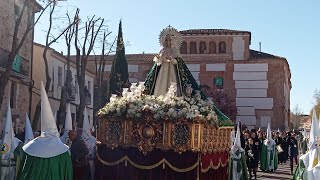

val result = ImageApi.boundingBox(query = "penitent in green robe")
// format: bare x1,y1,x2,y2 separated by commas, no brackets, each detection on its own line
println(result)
293,158,306,180
260,143,278,171
227,151,248,180
144,57,230,121
17,151,72,180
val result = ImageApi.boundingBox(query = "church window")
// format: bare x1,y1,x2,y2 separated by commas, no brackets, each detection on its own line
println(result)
199,41,206,54
190,42,197,54
219,41,226,53
209,41,216,54
180,42,187,54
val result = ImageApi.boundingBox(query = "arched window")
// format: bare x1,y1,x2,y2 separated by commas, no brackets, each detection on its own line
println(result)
219,41,226,53
209,41,216,54
199,41,206,54
190,42,197,54
180,41,187,54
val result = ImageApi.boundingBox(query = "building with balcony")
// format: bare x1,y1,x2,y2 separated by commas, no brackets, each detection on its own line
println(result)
0,0,42,131
31,43,95,128
86,29,291,130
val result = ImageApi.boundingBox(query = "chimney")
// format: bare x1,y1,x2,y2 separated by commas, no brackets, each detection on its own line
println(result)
259,42,261,52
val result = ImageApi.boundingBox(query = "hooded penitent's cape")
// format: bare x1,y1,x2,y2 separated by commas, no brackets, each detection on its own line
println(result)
260,123,278,171
82,107,96,160
228,123,248,180
0,99,22,180
60,103,73,146
24,113,34,145
17,82,72,180
295,109,319,180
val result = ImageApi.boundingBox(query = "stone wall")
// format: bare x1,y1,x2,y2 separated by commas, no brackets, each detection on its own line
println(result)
0,79,29,133
0,0,39,131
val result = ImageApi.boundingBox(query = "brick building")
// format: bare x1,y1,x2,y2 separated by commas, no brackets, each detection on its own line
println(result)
0,0,41,131
86,29,291,130
299,114,311,131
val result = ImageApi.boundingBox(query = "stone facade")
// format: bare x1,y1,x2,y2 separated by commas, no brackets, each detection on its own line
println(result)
0,0,41,131
32,43,95,129
86,29,291,130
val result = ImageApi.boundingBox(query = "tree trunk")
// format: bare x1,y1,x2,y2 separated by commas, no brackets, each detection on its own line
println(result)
77,74,86,128
0,52,15,109
32,48,51,129
58,59,72,127
57,86,67,126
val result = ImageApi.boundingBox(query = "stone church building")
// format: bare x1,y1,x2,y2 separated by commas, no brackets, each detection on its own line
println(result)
87,29,291,130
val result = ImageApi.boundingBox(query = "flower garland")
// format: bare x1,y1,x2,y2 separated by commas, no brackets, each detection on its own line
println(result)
98,82,219,124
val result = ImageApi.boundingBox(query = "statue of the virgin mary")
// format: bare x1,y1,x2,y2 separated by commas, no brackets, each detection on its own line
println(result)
144,26,229,121
144,26,200,97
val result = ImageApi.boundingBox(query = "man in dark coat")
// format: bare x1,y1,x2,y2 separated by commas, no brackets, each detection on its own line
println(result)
281,132,289,163
288,132,298,174
69,129,89,180
245,137,259,179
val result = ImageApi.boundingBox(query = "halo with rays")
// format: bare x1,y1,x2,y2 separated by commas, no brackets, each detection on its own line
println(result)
159,26,182,49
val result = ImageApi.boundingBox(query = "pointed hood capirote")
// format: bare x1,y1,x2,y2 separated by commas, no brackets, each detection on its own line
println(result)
0,99,14,159
82,106,96,149
266,123,272,140
53,111,57,123
309,108,318,149
23,81,69,158
60,103,73,144
234,122,241,148
82,107,91,134
24,113,34,144
65,103,73,131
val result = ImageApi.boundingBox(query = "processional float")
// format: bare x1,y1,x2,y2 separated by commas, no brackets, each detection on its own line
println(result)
96,26,234,180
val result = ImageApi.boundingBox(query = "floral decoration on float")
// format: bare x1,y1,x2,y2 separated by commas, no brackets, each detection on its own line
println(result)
98,82,219,124
98,82,233,155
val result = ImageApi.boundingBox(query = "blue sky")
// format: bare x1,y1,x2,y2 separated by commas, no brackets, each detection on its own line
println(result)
34,0,320,114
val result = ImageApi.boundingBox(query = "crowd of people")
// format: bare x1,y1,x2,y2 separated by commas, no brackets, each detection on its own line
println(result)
232,124,308,179
0,82,96,180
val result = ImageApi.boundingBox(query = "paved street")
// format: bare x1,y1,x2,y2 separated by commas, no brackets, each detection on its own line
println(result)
256,163,296,180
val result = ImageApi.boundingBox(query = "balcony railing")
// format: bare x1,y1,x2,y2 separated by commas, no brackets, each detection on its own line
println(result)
0,48,29,77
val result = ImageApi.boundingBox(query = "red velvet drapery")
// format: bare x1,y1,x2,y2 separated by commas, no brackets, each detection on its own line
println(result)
96,145,229,180
200,151,229,180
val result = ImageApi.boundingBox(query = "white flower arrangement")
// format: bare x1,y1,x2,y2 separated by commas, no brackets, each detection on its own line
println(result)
98,82,219,124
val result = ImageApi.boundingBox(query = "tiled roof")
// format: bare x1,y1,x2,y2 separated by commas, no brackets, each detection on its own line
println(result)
87,53,156,62
249,50,286,60
180,29,251,35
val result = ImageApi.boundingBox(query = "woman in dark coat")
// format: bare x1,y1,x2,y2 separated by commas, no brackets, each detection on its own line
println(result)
245,137,259,179
288,132,298,174
275,132,284,164
257,131,264,163
281,132,289,163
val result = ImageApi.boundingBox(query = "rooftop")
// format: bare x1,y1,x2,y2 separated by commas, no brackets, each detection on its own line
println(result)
249,50,286,60
86,53,156,62
180,29,252,44
180,29,251,35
